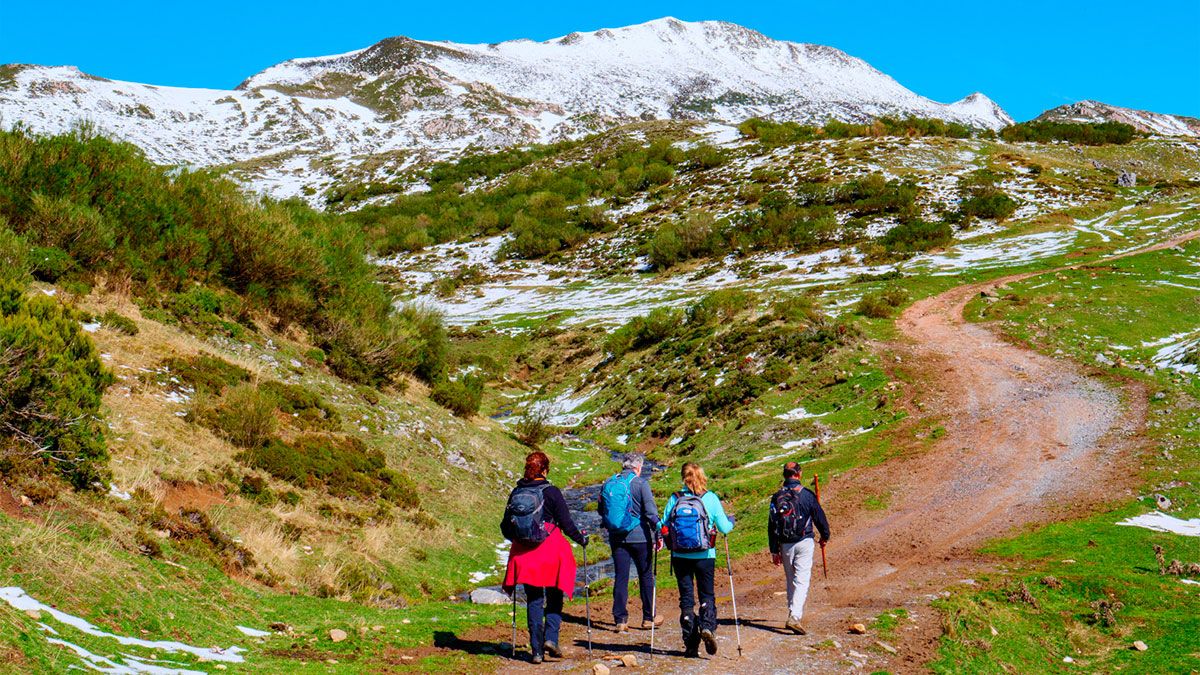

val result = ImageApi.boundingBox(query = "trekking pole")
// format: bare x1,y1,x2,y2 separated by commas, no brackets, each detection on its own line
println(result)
722,535,744,658
813,475,828,580
582,542,593,656
649,540,658,660
511,590,517,658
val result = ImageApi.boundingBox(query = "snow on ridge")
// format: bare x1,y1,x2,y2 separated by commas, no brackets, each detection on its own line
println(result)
1,18,1016,204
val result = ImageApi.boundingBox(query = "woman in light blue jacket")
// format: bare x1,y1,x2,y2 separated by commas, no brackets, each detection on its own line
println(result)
659,462,735,658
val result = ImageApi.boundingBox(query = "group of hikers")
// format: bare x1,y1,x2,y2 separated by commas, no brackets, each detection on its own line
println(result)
501,450,830,663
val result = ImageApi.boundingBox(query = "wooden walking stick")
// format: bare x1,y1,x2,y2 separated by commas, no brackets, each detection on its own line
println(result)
813,475,828,580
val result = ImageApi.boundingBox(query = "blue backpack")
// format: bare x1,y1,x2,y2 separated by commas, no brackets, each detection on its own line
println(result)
600,472,639,533
666,491,713,553
505,483,550,545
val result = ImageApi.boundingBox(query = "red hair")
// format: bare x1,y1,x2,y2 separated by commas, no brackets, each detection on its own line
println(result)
523,451,550,480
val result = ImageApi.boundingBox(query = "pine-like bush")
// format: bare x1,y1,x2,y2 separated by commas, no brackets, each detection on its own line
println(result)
0,283,114,488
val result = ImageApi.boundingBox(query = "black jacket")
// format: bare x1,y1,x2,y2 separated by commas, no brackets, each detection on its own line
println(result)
501,477,586,546
767,479,831,554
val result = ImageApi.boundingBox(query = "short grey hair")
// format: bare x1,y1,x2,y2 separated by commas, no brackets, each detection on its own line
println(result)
622,452,645,471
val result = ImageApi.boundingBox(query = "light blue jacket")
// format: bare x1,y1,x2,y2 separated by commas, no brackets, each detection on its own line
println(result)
659,488,735,560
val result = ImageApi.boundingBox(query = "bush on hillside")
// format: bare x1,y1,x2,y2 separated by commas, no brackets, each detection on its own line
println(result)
347,136,689,259
960,190,1019,220
648,211,721,269
1000,120,1138,145
0,127,443,386
605,307,685,356
100,310,139,336
238,433,418,504
259,380,339,430
430,374,484,417
199,383,278,449
880,219,954,252
0,283,114,489
0,223,29,283
855,287,910,318
739,116,976,145
159,354,250,394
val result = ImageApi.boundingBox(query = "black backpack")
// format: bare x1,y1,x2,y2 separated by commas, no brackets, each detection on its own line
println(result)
505,483,551,545
770,487,809,542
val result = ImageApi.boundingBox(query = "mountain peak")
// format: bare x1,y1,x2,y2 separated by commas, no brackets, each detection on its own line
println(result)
3,18,1019,204
1036,100,1200,137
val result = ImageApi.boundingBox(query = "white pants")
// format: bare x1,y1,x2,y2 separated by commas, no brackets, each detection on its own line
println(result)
781,539,815,621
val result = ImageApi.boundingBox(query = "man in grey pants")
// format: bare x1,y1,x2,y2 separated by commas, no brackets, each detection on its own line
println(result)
768,461,831,634
599,452,664,633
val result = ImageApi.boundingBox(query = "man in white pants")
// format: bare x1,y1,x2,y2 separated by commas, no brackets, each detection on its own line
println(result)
768,461,830,634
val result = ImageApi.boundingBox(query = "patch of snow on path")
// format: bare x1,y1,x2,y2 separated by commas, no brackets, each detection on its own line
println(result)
0,587,245,663
1116,511,1200,536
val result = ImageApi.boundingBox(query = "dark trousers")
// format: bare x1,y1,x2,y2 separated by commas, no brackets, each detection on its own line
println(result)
612,540,655,624
523,585,563,656
672,557,717,648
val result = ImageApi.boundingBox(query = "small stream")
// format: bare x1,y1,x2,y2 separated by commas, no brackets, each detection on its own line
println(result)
466,443,666,602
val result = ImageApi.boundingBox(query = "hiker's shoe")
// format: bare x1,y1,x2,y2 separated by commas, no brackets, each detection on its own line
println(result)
785,617,807,635
531,653,544,664
684,644,700,658
640,615,664,629
614,622,629,633
700,628,718,655
543,641,562,659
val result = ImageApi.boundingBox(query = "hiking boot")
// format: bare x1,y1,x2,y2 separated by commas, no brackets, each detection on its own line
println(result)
614,622,629,633
785,616,807,635
700,628,718,655
640,615,664,629
543,641,562,659
684,644,700,658
530,653,543,664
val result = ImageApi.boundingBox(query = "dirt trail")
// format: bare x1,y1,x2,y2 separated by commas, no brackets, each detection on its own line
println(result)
492,230,1200,674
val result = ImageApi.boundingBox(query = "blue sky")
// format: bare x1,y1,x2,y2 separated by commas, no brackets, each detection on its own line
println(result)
3,1,1197,121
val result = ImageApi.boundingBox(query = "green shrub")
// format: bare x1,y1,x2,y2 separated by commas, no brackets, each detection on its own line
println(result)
239,473,276,506
238,433,416,503
0,283,114,488
202,383,278,449
160,354,250,394
739,116,977,145
259,380,338,430
855,287,910,318
1000,120,1138,145
431,375,483,416
100,309,139,336
685,144,728,170
606,307,684,356
648,211,720,269
0,127,445,386
698,372,770,416
880,219,953,252
960,190,1019,220
687,289,754,326
0,223,30,283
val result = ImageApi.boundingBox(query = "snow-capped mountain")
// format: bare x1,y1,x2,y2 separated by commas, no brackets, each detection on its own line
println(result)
1,18,1015,202
1036,100,1200,138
